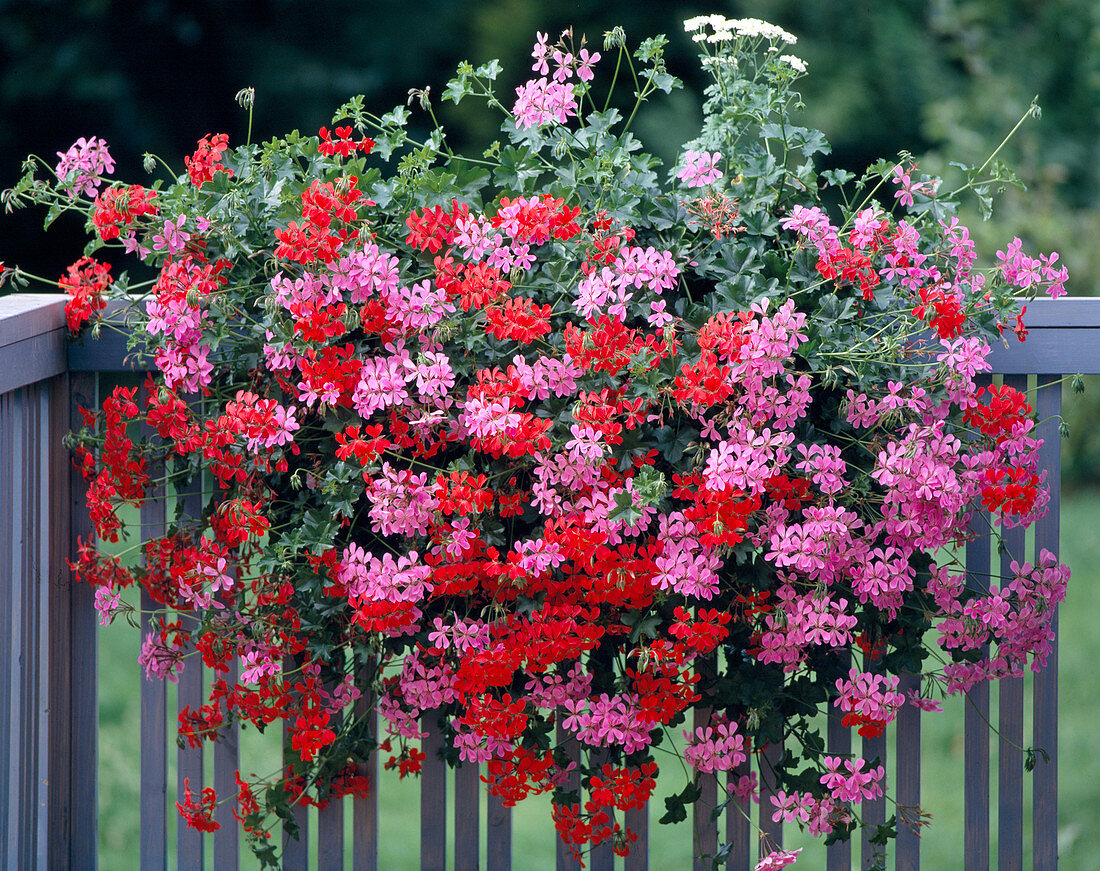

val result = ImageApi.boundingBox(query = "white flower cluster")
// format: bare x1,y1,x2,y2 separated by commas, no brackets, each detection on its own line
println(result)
779,54,807,73
683,15,797,46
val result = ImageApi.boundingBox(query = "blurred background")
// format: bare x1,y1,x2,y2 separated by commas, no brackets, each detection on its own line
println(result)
2,0,1098,866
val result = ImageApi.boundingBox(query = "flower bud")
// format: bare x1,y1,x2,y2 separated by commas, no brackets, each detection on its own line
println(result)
603,26,625,50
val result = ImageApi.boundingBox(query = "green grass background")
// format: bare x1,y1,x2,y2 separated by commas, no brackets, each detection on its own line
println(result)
96,488,1100,870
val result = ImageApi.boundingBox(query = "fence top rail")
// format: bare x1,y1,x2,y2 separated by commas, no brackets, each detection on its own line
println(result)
0,293,65,348
0,294,68,393
3,292,1100,379
984,297,1100,375
1010,296,1100,327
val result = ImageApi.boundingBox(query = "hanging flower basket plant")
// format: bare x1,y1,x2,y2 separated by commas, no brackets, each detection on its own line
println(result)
5,14,1071,869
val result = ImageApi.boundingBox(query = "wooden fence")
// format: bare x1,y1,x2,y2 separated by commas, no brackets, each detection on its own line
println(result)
2,292,1097,870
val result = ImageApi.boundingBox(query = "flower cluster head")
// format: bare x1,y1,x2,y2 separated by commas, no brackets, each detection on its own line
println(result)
820,756,885,803
997,237,1069,299
754,849,802,870
55,136,115,198
778,54,807,73
513,77,578,130
185,133,233,186
684,717,747,773
684,14,797,46
25,15,1072,870
678,150,724,188
513,30,599,130
58,256,111,332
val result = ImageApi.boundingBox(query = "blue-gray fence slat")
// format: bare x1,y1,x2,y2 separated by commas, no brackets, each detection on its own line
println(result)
282,679,310,870
421,712,447,871
317,792,345,871
625,802,649,871
139,585,169,871
0,293,1091,869
139,379,169,871
177,481,206,870
176,624,205,869
455,758,480,871
1034,375,1062,871
895,672,921,871
4,385,30,870
826,669,852,871
998,536,1026,871
0,359,99,870
860,728,887,869
692,660,718,871
1,387,16,866
35,384,51,867
692,764,718,871
556,717,583,871
215,657,243,870
724,760,750,871
590,748,616,871
45,373,74,871
964,513,992,871
20,384,41,871
487,790,513,871
68,370,100,870
354,697,380,871
759,736,783,855
998,374,1029,871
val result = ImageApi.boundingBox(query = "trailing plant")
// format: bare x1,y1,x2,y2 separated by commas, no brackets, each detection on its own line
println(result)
4,15,1070,869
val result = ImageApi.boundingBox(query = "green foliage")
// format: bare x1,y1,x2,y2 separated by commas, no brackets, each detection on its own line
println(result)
659,781,702,825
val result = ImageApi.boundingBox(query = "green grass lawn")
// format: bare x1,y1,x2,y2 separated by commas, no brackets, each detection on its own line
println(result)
96,488,1100,869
